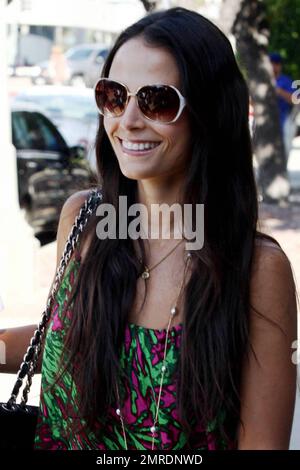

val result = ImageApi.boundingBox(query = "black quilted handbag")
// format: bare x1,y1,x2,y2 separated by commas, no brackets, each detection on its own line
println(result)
0,189,102,450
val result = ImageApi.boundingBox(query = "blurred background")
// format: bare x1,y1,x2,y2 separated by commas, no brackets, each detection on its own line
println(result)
0,0,299,449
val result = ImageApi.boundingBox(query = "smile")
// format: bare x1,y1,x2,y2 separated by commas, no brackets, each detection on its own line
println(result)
119,138,161,155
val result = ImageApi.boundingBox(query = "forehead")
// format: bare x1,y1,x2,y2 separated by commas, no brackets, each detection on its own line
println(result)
108,37,181,89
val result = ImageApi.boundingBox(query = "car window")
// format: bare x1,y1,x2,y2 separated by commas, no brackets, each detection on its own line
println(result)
95,49,108,63
66,48,94,61
12,111,68,152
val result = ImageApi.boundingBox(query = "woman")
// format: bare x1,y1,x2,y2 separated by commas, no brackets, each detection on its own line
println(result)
1,8,297,450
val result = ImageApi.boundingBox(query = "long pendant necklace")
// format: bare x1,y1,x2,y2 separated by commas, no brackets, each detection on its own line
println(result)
115,250,192,450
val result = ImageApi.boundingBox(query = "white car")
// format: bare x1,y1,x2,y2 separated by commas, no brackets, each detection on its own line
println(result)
65,43,109,88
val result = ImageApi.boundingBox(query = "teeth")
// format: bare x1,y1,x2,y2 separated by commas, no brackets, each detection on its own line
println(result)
121,140,160,151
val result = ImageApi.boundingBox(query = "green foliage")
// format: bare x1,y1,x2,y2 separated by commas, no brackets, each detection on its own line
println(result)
265,0,300,79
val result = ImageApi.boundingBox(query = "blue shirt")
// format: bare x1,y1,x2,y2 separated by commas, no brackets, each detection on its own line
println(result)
276,74,293,129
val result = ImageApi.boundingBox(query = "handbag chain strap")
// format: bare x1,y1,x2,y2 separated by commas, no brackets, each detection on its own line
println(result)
7,188,102,409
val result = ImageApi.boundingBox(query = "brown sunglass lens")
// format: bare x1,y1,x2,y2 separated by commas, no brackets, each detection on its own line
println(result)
95,80,127,116
137,85,180,122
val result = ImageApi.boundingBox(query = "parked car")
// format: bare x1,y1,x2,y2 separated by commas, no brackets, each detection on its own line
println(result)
13,86,98,154
32,43,109,88
32,60,56,86
11,102,92,243
65,43,110,88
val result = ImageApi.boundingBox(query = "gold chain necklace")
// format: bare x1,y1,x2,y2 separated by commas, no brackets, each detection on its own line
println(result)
140,238,185,280
115,250,192,450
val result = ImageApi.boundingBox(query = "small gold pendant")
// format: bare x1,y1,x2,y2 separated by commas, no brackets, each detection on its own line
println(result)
141,268,150,280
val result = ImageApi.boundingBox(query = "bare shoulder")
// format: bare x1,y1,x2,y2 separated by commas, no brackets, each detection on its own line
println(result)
251,238,297,324
253,239,291,275
237,238,298,449
56,189,91,266
59,189,91,226
251,239,296,314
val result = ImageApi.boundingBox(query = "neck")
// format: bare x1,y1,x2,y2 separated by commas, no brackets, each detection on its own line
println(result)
137,177,184,240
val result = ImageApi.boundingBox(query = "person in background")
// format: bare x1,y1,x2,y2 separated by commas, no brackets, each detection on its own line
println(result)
48,45,70,86
270,52,296,160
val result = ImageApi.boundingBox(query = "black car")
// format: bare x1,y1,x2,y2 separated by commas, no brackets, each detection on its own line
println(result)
11,102,93,243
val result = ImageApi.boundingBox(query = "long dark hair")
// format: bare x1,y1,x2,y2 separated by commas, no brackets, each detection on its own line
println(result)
61,7,280,444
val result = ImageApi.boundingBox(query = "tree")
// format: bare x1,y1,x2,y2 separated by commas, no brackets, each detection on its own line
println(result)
220,0,290,202
265,0,300,79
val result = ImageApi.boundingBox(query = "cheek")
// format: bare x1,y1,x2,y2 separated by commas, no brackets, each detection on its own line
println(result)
178,119,192,151
104,118,117,141
103,119,110,138
165,122,191,154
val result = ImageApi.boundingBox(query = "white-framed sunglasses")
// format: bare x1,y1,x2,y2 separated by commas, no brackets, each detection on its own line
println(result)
94,78,187,124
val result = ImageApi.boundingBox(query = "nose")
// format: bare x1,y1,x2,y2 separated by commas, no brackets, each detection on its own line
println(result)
119,94,145,130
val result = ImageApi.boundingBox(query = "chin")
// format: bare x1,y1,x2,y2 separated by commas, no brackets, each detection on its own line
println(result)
120,169,156,181
118,162,159,181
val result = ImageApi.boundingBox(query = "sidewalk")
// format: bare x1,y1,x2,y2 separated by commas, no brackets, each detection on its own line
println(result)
0,241,56,412
0,240,56,327
0,201,299,448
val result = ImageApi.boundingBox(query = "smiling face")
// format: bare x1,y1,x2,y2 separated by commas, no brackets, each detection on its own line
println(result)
103,37,192,183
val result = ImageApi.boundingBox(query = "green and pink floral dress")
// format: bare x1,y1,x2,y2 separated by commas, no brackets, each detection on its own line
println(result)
34,255,236,450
